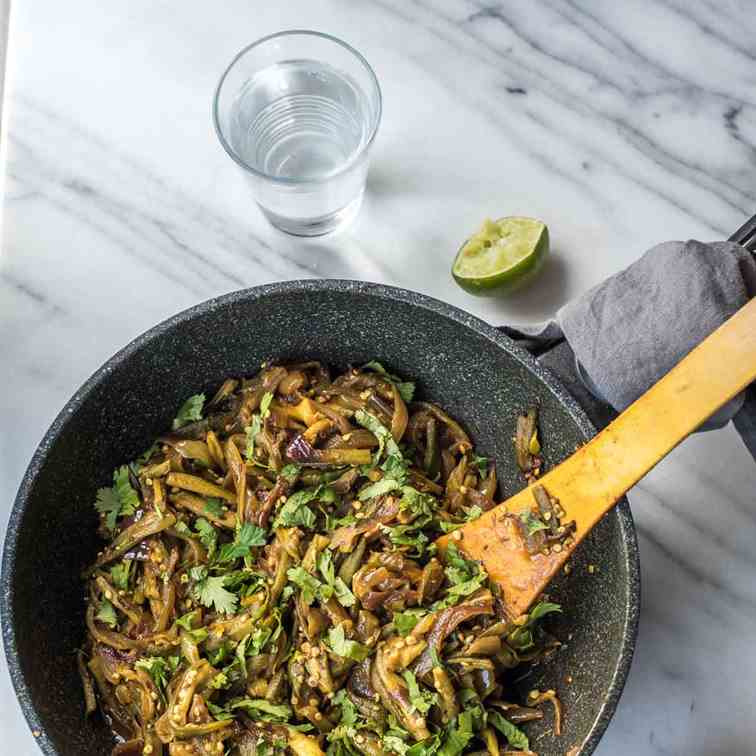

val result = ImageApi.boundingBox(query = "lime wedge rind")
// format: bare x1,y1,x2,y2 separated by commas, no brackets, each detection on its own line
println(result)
452,216,549,297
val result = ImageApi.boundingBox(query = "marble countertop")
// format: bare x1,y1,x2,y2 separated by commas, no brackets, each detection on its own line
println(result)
2,1,756,754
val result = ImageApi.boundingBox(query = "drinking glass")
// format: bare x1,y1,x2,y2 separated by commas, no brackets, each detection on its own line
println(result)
213,31,382,236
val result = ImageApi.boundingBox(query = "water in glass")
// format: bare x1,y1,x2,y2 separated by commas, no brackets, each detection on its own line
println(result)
228,60,373,233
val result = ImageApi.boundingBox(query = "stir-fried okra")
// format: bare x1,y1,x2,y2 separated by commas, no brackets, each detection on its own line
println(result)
81,361,563,756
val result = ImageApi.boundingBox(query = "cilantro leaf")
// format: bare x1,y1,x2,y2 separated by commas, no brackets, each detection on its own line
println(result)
286,566,324,605
402,669,437,714
432,544,488,609
190,567,238,615
317,549,357,608
280,463,301,482
259,391,274,418
94,487,122,533
135,655,179,693
207,701,234,721
443,543,478,584
394,608,426,636
362,361,416,403
175,609,201,631
272,488,321,529
109,561,131,591
217,522,267,563
203,498,224,518
520,510,548,535
231,698,292,722
325,624,371,662
95,600,118,628
358,477,403,501
195,518,218,560
398,486,437,518
113,465,139,513
471,455,488,474
384,735,410,755
243,392,274,464
209,671,230,690
528,601,562,622
383,523,433,558
355,409,402,462
244,416,263,462
488,711,529,750
95,466,139,532
438,708,479,756
172,393,205,430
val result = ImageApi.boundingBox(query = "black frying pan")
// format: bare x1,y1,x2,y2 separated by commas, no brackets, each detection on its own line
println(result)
1,281,639,755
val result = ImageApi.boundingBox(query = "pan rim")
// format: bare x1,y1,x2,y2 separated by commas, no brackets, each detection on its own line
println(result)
1,279,639,756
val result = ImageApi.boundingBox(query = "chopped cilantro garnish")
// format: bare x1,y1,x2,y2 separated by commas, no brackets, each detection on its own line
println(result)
217,522,267,563
95,465,139,533
488,710,529,750
272,486,334,529
393,608,426,636
471,454,488,474
194,517,218,560
325,624,370,661
230,698,292,722
95,599,118,628
203,497,224,518
362,361,416,403
109,561,131,591
172,393,205,430
190,566,238,615
355,409,402,462
135,655,179,694
402,669,438,714
520,509,549,535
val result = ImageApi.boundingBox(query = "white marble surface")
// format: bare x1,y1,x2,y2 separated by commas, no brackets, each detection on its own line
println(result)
2,1,756,753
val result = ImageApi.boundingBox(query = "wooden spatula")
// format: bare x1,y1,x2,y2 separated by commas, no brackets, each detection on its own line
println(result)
436,295,756,619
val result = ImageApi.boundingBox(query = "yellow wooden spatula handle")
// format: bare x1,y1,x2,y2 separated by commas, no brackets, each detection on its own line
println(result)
439,295,756,618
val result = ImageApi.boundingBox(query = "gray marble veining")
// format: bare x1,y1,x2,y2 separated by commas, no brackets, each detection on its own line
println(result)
2,1,756,754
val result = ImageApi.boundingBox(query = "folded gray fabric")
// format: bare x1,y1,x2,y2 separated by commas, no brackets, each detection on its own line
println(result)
503,239,756,461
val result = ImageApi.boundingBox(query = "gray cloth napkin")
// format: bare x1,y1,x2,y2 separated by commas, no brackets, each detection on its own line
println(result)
502,239,756,461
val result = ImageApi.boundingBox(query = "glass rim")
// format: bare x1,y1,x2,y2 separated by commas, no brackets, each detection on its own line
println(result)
212,30,383,185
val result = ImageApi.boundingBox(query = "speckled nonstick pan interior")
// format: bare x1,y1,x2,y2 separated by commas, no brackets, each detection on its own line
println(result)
1,280,639,756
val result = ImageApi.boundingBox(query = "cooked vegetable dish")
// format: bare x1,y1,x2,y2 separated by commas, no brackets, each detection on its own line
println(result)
81,361,563,756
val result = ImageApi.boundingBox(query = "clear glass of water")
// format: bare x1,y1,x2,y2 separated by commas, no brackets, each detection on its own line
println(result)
213,31,382,236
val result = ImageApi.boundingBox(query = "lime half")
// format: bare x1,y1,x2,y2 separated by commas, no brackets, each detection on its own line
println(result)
452,216,549,296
